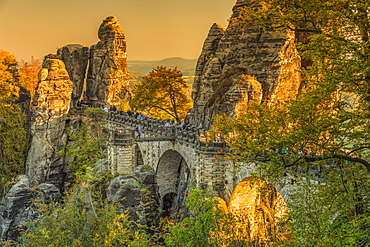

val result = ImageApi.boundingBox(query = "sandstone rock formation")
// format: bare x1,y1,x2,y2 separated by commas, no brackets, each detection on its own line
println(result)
187,0,302,129
107,175,159,225
0,175,61,242
226,177,288,244
57,44,89,107
1,16,132,242
25,59,73,188
25,16,131,188
87,16,131,107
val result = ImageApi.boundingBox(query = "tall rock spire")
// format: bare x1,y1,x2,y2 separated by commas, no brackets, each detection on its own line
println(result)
187,0,301,130
86,16,131,107
26,59,73,187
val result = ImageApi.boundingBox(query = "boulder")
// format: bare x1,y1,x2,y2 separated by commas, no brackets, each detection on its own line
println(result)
0,175,61,242
107,175,159,225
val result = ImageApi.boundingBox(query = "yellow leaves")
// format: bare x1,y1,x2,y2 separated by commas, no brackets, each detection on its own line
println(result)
19,57,41,101
0,50,19,101
0,79,19,100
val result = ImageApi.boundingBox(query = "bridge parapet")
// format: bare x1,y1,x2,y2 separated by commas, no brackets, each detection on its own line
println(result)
108,111,227,153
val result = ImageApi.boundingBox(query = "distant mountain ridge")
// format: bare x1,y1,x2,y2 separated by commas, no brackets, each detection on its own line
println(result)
128,57,197,76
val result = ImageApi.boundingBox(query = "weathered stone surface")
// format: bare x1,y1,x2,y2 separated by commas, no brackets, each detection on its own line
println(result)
187,0,301,129
25,59,73,188
270,30,301,104
0,175,61,242
87,16,130,107
107,175,158,223
226,177,289,244
57,44,89,107
45,44,89,108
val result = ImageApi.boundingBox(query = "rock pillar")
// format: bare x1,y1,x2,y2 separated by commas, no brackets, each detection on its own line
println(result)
87,16,131,107
25,59,73,188
187,0,302,130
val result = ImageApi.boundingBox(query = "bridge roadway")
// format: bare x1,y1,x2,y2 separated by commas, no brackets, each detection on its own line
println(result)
107,111,227,151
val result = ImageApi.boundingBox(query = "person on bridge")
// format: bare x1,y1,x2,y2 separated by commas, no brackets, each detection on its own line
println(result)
180,122,187,130
135,124,142,138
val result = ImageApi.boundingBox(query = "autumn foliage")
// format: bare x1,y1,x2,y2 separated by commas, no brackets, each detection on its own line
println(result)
0,50,27,192
19,57,41,101
130,66,192,122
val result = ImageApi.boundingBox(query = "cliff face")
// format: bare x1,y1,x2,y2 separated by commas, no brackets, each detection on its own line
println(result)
87,16,130,107
25,16,130,187
25,59,73,188
0,16,131,241
57,44,90,107
187,0,301,129
0,175,61,242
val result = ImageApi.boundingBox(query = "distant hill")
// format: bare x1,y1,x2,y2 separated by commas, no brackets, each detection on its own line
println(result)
128,57,197,76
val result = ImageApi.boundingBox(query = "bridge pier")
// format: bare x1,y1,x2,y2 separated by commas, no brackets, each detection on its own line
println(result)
108,127,137,176
108,143,136,176
195,152,226,198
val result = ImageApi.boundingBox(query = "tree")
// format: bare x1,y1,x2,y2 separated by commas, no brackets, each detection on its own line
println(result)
165,188,234,247
66,108,108,180
19,56,41,102
130,66,191,122
12,181,152,246
0,50,27,193
283,166,370,246
209,0,370,244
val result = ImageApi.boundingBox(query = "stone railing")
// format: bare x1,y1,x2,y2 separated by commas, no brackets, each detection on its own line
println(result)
108,111,227,153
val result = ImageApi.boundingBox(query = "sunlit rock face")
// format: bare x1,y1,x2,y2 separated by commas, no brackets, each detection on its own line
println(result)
187,0,301,129
223,177,289,245
87,16,131,107
44,44,89,108
25,59,73,188
270,30,301,104
32,59,73,124
57,44,89,107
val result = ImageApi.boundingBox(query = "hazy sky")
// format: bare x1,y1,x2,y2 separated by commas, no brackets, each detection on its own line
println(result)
0,0,236,61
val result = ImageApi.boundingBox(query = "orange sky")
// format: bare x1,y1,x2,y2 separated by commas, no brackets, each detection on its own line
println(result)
0,0,236,61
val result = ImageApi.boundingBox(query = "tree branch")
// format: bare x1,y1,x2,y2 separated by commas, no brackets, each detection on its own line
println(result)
148,105,176,120
300,154,370,173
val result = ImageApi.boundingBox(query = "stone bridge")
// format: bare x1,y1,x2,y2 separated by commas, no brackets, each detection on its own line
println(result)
107,111,294,215
107,112,227,201
106,111,298,241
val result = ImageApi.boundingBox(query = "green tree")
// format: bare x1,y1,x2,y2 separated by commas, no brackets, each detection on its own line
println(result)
282,165,370,247
0,50,27,193
11,183,152,247
130,66,191,122
66,108,108,180
210,0,370,244
166,188,237,247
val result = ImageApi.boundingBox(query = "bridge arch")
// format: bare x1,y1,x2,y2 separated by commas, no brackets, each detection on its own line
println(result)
156,149,192,217
219,176,290,244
